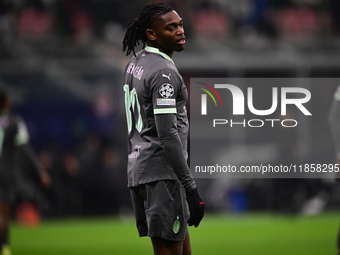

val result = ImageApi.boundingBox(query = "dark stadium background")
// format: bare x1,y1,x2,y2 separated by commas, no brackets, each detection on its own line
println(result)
1,0,340,221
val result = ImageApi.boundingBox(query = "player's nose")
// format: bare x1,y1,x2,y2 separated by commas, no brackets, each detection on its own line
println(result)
177,26,184,35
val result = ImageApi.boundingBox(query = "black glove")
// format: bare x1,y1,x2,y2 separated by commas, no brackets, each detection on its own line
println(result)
186,188,205,227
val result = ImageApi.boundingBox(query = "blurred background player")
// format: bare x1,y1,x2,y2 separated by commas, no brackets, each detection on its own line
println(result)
122,3,204,255
328,85,340,255
0,88,50,255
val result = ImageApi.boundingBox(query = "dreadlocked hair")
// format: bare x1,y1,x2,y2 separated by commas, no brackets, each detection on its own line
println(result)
122,2,174,56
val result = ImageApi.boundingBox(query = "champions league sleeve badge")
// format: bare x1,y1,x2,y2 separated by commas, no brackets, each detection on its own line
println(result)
159,83,174,98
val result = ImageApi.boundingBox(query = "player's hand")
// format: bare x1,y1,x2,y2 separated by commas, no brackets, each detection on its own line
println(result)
186,188,205,227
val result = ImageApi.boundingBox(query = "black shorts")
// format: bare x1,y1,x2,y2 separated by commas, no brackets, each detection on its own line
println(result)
130,180,190,241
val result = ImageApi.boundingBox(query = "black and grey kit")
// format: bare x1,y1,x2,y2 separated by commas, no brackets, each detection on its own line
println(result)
123,46,196,240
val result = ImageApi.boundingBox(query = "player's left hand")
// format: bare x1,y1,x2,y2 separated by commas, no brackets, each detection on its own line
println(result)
186,188,205,227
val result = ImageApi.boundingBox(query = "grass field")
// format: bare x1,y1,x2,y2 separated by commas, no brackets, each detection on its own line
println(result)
10,212,340,255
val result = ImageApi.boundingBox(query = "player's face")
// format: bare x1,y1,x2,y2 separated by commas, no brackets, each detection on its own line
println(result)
148,11,185,57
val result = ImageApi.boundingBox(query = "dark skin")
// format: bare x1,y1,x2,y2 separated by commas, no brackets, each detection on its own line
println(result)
151,233,191,255
146,10,185,58
144,10,192,255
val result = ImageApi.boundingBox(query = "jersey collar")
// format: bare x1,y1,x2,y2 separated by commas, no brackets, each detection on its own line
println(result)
145,46,175,65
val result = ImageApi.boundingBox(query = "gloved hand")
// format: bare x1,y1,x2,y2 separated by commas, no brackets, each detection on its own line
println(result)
186,188,205,227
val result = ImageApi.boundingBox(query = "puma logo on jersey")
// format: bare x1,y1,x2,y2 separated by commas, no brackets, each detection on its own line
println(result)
162,74,171,80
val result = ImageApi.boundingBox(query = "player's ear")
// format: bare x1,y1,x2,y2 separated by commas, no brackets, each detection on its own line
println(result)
146,29,157,41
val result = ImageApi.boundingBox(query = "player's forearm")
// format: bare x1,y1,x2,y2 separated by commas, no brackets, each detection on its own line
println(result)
160,133,196,190
155,113,196,190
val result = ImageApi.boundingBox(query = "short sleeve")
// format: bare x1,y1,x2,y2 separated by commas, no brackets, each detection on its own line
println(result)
150,69,181,115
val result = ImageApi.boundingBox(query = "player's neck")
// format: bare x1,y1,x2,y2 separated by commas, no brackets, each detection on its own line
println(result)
145,46,175,65
146,43,173,59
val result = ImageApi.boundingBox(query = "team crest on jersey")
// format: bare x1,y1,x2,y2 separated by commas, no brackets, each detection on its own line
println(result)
159,83,174,98
173,216,180,234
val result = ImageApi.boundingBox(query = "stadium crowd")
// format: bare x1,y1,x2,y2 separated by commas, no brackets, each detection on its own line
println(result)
35,131,130,217
0,0,339,44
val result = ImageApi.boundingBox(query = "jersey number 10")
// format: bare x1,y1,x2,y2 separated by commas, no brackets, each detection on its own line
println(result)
123,84,143,133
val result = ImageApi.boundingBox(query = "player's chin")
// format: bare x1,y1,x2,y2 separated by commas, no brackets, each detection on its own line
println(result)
175,44,185,52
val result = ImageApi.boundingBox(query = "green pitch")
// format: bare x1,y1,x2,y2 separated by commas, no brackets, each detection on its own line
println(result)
11,212,339,255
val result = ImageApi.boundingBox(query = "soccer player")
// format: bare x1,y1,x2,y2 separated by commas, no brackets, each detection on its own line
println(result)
0,89,50,255
328,85,340,255
122,3,204,255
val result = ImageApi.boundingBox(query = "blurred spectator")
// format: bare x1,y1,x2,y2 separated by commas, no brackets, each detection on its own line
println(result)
38,133,130,218
76,131,102,175
75,131,102,215
191,1,230,41
0,0,337,43
17,7,53,41
275,7,320,39
93,146,129,215
38,147,65,217
17,0,53,41
62,152,82,216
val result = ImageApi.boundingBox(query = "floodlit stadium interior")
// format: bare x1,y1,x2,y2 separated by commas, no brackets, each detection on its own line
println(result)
0,0,340,221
